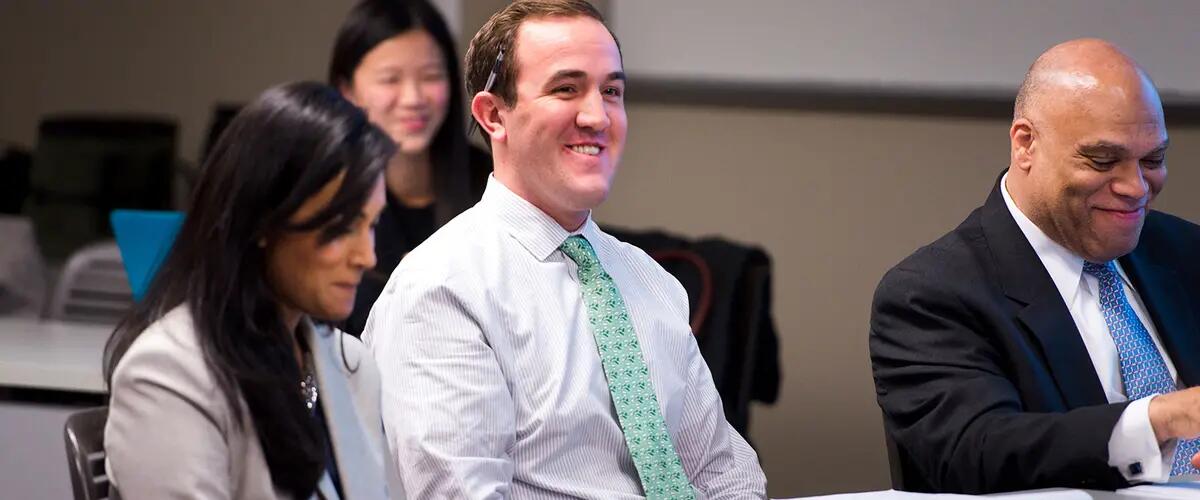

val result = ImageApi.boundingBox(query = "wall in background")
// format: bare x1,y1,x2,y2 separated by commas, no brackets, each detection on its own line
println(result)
0,1,353,163
5,1,1200,496
610,0,1200,100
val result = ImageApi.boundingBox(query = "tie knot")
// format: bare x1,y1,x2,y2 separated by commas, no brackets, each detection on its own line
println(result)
560,235,600,269
1083,260,1115,278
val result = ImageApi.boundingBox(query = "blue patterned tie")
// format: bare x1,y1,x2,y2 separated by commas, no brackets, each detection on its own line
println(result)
1083,261,1200,475
560,235,696,499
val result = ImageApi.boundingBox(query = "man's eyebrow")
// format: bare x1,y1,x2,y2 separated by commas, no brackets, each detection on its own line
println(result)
1079,138,1171,156
545,69,587,84
543,70,627,85
1077,141,1129,156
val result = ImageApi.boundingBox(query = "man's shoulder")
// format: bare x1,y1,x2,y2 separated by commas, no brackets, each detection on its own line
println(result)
400,205,497,275
1138,209,1200,268
870,206,1001,316
593,226,679,282
887,208,989,280
1144,209,1200,245
593,226,692,310
594,225,652,260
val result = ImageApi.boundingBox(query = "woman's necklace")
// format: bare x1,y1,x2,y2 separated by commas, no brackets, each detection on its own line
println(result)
300,363,319,412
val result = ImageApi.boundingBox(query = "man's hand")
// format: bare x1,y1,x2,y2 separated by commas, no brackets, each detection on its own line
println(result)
1149,388,1200,445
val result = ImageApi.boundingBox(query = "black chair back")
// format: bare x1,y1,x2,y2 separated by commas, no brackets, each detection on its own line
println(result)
602,226,782,439
64,406,113,500
0,146,32,215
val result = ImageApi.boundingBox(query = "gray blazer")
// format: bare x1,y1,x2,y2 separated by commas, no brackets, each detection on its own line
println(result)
104,306,403,499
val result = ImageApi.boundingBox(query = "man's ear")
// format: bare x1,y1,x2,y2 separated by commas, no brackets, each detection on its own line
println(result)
470,92,507,144
1010,118,1037,174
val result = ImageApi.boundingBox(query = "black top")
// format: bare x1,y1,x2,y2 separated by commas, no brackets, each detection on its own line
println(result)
343,196,435,336
342,145,491,336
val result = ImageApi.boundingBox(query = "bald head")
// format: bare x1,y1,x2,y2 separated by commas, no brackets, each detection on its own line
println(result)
1006,38,1169,263
1013,38,1161,123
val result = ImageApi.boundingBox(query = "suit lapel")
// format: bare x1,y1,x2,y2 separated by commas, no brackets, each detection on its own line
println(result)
1121,246,1200,387
979,174,1109,408
307,321,390,500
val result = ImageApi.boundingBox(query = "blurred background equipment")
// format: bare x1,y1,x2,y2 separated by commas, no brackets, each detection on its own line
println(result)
0,215,48,317
0,145,33,215
43,240,131,324
26,116,177,262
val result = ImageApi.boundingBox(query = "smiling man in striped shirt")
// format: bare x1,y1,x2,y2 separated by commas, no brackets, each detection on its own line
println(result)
361,1,766,498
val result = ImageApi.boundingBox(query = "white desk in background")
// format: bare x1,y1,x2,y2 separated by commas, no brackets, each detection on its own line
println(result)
789,482,1200,499
0,316,111,500
0,316,110,393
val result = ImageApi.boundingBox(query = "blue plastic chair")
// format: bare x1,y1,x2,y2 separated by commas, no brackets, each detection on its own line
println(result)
110,209,183,301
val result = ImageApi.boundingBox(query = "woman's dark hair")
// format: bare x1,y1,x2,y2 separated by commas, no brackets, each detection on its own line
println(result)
103,81,394,498
329,0,473,225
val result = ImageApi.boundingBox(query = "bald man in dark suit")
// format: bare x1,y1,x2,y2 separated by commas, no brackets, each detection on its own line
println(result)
870,38,1200,494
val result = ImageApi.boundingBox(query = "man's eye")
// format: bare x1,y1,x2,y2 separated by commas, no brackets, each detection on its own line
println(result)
554,86,576,94
603,87,623,97
1142,157,1165,168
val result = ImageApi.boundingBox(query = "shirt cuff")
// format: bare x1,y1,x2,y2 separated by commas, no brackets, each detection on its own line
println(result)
1108,395,1173,482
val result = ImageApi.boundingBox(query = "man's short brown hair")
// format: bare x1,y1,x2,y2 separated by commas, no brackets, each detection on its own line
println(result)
464,0,620,142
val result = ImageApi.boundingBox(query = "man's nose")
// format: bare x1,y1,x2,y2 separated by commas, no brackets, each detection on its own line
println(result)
575,91,611,131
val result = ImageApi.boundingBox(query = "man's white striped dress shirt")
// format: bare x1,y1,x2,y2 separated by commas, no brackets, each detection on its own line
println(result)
363,176,767,499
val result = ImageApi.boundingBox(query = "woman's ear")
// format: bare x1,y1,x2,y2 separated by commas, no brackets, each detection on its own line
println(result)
470,92,507,144
338,80,360,107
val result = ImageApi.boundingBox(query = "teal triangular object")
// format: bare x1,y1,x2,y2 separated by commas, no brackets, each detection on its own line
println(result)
110,209,184,301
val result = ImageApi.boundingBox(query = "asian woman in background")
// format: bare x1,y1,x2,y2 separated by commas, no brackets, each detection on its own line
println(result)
328,0,490,336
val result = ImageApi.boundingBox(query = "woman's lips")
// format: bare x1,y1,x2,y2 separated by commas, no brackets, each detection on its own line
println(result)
396,117,429,133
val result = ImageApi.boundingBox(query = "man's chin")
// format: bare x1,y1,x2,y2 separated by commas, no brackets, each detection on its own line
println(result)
564,177,611,205
1086,237,1140,262
573,188,611,211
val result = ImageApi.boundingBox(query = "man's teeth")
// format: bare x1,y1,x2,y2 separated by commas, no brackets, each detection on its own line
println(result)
569,145,600,155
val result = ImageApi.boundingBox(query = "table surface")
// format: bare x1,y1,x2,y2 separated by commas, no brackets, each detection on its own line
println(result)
0,316,111,393
6,317,1200,499
789,482,1200,499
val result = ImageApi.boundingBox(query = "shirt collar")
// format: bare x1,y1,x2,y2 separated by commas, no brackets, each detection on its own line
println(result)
1000,172,1087,301
481,175,601,261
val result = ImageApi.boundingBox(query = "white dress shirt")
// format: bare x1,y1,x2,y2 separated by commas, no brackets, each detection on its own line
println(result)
1001,173,1179,482
363,176,767,499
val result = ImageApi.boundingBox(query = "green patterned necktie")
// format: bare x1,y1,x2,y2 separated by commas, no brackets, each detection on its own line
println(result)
559,235,695,500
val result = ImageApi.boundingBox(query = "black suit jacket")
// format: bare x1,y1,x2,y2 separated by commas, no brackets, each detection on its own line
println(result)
870,174,1200,494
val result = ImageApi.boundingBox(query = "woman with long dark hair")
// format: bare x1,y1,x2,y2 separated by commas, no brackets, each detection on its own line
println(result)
103,82,398,499
329,0,491,336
